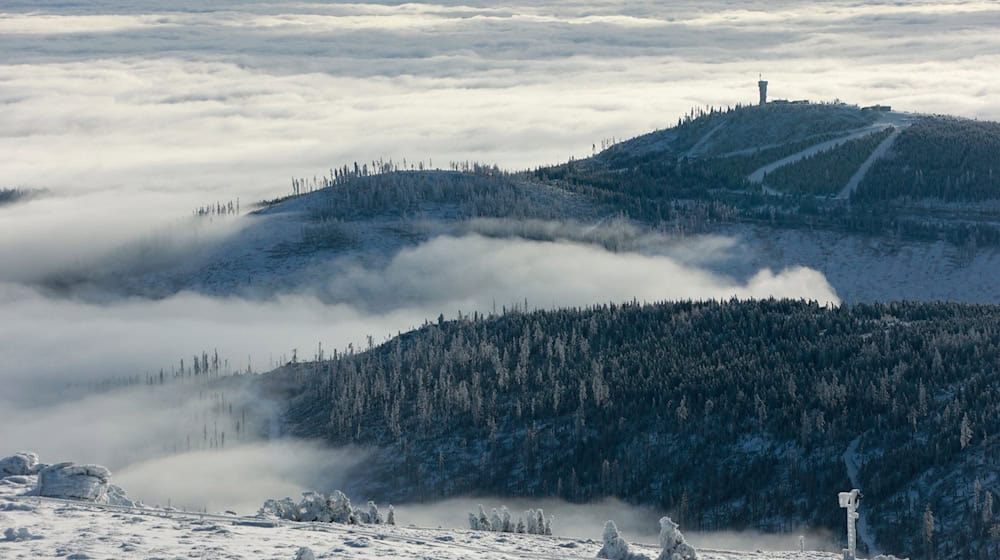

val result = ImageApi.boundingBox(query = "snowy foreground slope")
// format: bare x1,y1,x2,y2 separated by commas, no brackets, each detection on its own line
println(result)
0,478,838,560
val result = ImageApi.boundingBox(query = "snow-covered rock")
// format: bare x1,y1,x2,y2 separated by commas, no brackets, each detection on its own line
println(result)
344,536,371,548
1,453,138,506
0,473,37,497
1,475,31,485
105,483,139,507
658,517,697,560
36,462,111,502
3,527,40,541
294,546,316,560
0,452,42,476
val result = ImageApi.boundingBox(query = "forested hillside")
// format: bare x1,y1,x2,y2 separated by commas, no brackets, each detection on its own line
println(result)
0,187,42,206
531,104,1000,250
765,128,894,195
856,117,1000,202
269,300,1000,559
600,102,875,162
68,102,1000,302
257,169,602,257
539,103,878,201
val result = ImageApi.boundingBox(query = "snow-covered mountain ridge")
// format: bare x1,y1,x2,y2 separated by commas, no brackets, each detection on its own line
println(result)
47,102,1000,305
0,467,841,560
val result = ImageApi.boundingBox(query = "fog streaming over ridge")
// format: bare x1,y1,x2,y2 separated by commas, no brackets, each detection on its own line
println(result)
0,228,838,486
0,233,838,403
321,234,839,311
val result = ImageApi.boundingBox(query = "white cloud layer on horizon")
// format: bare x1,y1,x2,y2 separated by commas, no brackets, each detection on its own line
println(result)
1,0,997,291
1,0,998,205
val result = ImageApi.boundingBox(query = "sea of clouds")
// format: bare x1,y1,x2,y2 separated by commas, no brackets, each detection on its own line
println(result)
1,0,996,525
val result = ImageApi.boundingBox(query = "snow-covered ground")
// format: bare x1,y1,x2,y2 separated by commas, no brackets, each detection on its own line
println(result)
684,122,727,159
711,223,1000,303
0,477,841,560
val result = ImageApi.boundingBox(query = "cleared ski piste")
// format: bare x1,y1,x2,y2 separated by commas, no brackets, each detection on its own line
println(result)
748,111,917,188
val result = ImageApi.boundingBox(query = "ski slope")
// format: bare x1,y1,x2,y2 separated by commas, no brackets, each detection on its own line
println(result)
747,124,891,185
748,111,916,191
835,127,902,200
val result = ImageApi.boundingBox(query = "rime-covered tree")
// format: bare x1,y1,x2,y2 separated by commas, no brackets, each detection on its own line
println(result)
598,520,632,560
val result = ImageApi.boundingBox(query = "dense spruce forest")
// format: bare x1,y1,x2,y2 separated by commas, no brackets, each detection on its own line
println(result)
765,128,894,195
856,117,1000,202
269,300,1000,559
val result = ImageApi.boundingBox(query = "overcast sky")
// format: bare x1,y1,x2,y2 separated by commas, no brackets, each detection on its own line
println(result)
1,0,998,202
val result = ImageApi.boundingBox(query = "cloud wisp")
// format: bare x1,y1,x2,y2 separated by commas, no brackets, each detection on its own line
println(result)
320,234,840,312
